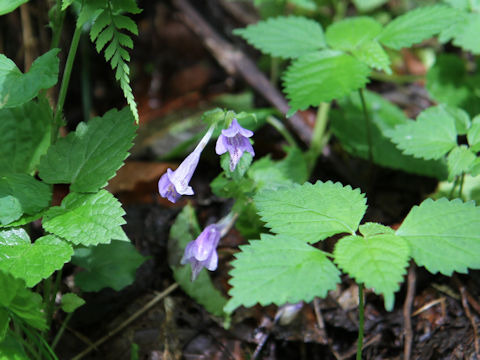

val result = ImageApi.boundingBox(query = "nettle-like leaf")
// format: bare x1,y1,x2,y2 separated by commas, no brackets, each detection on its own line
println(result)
0,98,52,175
43,190,128,246
0,0,28,15
61,293,85,313
283,50,370,114
334,233,409,311
0,49,59,108
90,1,141,121
234,16,326,59
397,198,480,275
0,174,51,225
449,13,480,54
255,181,367,243
353,40,391,74
330,91,447,179
72,240,145,292
326,17,382,51
377,5,457,49
447,145,476,180
0,230,73,287
168,205,227,318
387,105,458,160
224,234,340,313
468,117,480,152
38,107,136,192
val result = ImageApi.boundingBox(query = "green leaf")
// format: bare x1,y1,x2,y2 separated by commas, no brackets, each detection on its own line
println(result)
359,222,394,237
444,105,471,135
0,98,52,175
43,190,128,246
72,240,145,291
353,40,391,74
224,234,340,313
0,49,59,108
447,145,476,180
0,210,46,229
326,17,382,51
433,175,480,203
283,50,370,113
469,158,480,176
275,146,309,184
38,107,136,192
61,293,85,313
0,270,46,330
0,308,8,341
397,198,480,275
334,232,409,311
168,205,227,318
0,333,29,360
352,0,388,12
468,116,480,151
0,196,22,225
0,174,51,225
0,230,73,287
0,0,28,15
248,157,294,190
330,91,448,179
255,181,367,243
234,16,326,59
387,105,458,160
452,13,480,54
378,6,457,49
61,0,75,10
220,152,253,181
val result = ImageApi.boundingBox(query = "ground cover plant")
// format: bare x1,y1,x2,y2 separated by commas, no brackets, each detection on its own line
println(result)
1,0,480,359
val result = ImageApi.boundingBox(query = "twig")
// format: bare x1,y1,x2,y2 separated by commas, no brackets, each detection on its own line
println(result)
71,283,179,360
172,0,313,145
403,263,416,360
455,277,480,358
411,298,445,317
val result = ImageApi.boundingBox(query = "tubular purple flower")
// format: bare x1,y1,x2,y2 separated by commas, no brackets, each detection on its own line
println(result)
215,118,255,171
158,125,215,203
181,224,221,281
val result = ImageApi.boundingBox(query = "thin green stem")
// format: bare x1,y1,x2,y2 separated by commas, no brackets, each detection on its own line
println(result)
266,116,298,148
458,173,466,199
270,57,279,87
52,25,82,142
51,312,73,349
356,283,365,360
307,102,330,173
50,0,66,50
370,71,422,84
448,176,460,200
45,269,63,328
358,89,373,163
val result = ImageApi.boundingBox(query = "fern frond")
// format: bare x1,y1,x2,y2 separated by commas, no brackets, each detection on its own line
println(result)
90,1,139,122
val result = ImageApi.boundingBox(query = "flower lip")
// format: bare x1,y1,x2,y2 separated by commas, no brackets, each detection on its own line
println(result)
221,119,253,138
215,118,255,171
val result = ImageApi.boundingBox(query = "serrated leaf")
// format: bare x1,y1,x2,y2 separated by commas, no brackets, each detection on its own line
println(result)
0,49,59,108
0,333,29,360
397,198,480,275
90,9,110,41
326,17,382,51
353,40,391,74
284,50,370,113
72,240,145,291
38,107,136,192
168,205,227,318
0,0,28,15
387,105,458,160
234,16,326,59
452,13,480,54
468,117,480,151
43,190,127,246
111,0,142,13
0,231,73,287
0,196,22,225
61,293,85,313
225,234,340,313
330,91,448,179
378,5,457,49
112,14,138,34
0,174,51,225
447,145,476,180
248,157,294,190
255,181,367,243
359,222,394,237
352,0,388,12
444,105,471,135
334,233,409,311
61,0,75,11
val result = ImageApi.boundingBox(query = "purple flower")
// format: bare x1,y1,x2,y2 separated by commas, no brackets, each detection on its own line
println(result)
158,126,214,203
181,224,221,281
215,118,254,171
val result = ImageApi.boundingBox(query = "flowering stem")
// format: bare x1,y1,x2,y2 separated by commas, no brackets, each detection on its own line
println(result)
266,116,298,148
307,102,330,174
356,283,365,360
358,88,373,163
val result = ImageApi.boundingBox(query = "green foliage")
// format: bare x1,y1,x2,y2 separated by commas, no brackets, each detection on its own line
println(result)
468,116,480,151
220,152,253,181
353,40,391,74
0,98,52,175
168,205,227,318
72,240,145,291
61,293,85,313
43,190,128,246
283,50,370,114
326,17,382,51
352,0,388,12
330,91,447,178
334,233,410,310
0,230,73,287
0,0,28,16
38,107,136,192
0,333,29,359
447,146,476,180
255,181,367,243
0,49,59,108
89,0,140,121
396,198,480,275
0,174,51,225
387,105,458,160
224,234,340,313
234,16,326,59
377,5,456,49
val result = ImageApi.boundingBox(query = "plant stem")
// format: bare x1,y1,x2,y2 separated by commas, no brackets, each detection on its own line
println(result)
270,57,279,87
458,173,465,199
358,88,373,163
52,24,82,142
448,176,460,200
266,116,298,148
356,283,365,360
307,102,330,174
51,312,73,349
50,0,66,50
